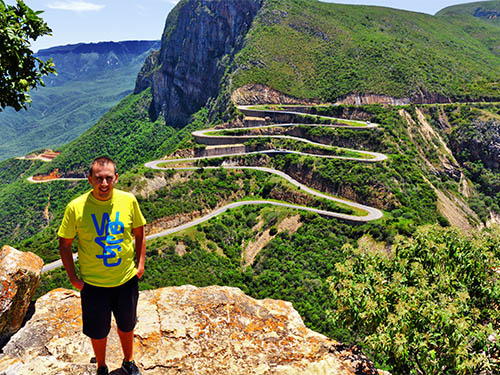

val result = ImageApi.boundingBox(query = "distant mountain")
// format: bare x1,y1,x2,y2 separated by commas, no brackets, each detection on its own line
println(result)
0,40,160,161
437,1,500,23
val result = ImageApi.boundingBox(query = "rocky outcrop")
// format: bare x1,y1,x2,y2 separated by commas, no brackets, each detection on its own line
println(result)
0,286,385,375
135,0,264,127
473,8,500,20
134,49,160,95
0,246,43,345
338,90,457,106
337,93,409,106
450,119,500,171
232,84,456,107
232,84,320,106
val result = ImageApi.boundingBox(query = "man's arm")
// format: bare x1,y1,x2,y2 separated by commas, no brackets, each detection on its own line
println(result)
133,226,146,279
59,237,84,291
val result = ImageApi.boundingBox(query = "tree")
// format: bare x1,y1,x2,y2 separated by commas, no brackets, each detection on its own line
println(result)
327,225,500,374
0,0,55,111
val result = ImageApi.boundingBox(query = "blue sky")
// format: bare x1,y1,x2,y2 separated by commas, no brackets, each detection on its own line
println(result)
16,0,477,52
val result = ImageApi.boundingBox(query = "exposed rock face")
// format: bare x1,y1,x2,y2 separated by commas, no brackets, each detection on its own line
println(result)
135,0,264,127
0,246,43,343
337,91,455,105
450,119,500,171
232,84,320,105
0,286,384,375
473,8,500,20
232,84,456,106
337,93,409,106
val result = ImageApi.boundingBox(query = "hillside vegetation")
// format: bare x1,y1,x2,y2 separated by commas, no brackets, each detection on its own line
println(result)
232,0,500,102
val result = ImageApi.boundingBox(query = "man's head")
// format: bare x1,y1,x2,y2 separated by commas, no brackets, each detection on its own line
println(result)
88,156,118,201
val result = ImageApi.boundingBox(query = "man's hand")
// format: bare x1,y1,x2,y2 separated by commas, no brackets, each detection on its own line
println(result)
71,278,84,291
136,263,145,279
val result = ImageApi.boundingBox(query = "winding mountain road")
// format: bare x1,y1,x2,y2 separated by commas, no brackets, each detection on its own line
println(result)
145,105,387,220
40,105,388,273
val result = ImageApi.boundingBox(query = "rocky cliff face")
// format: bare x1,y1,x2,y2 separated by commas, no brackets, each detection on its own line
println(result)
450,119,500,171
0,286,385,375
473,8,500,20
135,0,264,127
231,84,457,107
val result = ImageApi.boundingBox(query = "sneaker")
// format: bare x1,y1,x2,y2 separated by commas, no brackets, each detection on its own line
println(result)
121,359,141,375
96,366,109,375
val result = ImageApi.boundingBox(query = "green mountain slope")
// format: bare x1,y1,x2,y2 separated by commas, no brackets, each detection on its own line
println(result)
0,41,160,161
231,0,500,102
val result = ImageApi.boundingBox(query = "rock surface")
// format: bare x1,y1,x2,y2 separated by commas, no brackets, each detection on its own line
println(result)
0,285,384,375
450,119,500,170
0,246,43,344
232,84,320,105
135,0,264,127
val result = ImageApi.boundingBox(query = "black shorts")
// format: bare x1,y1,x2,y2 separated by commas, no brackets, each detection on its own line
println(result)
80,275,139,340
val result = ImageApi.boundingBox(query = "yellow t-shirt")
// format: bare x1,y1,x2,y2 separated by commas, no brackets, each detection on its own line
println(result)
58,189,146,287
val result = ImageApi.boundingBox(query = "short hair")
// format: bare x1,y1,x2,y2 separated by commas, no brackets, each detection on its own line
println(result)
88,156,117,176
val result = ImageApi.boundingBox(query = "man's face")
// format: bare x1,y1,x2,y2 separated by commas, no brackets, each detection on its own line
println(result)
88,162,118,201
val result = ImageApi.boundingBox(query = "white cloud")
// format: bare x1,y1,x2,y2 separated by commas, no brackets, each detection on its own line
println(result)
47,1,105,12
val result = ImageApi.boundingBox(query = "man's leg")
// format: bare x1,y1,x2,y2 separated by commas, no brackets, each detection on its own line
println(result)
114,276,139,362
91,337,108,368
117,327,134,361
118,327,141,375
113,276,141,374
81,283,112,372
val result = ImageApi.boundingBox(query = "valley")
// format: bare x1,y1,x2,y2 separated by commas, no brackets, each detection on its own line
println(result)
1,0,500,374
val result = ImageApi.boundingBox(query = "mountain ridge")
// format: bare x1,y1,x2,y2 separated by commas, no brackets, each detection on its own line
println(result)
36,40,160,56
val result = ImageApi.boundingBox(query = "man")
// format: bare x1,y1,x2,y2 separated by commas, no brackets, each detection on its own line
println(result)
58,156,146,375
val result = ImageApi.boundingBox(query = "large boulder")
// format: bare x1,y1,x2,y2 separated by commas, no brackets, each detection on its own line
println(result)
0,245,43,344
0,285,386,374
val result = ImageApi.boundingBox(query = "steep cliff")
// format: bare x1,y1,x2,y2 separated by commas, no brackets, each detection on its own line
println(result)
135,0,264,127
0,286,385,375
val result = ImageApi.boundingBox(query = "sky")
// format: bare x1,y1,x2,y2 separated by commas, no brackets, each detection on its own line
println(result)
13,0,478,52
